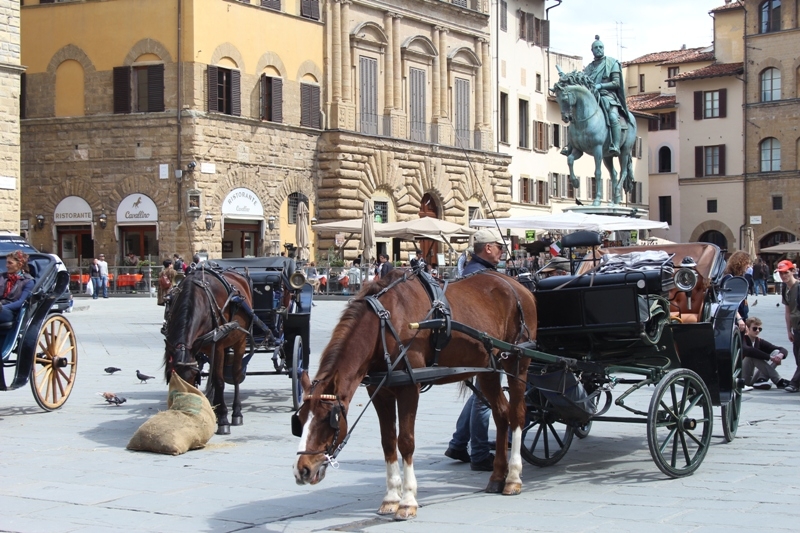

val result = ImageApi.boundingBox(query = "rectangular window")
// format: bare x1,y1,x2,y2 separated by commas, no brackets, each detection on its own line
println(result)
300,83,321,128
359,56,378,135
695,145,726,176
499,92,509,144
565,175,575,199
207,66,241,116
518,99,529,148
261,0,281,10
300,0,320,20
526,13,535,43
773,196,783,210
660,111,676,130
589,177,598,199
704,91,719,118
454,78,470,148
114,64,164,114
667,66,679,88
534,121,547,151
536,180,549,206
648,117,659,132
658,196,672,225
535,73,542,92
520,177,531,203
705,146,720,175
288,193,308,225
694,89,726,120
500,0,507,32
374,201,388,223
261,75,283,122
452,0,467,6
409,68,426,142
468,206,479,220
550,173,559,198
639,74,645,92
552,123,560,148
707,199,717,213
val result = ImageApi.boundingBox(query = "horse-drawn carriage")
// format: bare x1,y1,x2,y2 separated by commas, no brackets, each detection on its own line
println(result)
1,253,77,410
163,256,313,434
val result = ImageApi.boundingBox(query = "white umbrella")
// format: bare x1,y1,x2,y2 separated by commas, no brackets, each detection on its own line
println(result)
360,199,375,265
760,241,800,253
377,217,475,240
311,218,363,233
295,202,310,261
470,212,669,232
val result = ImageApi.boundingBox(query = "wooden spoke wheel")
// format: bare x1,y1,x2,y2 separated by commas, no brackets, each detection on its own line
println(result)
31,314,78,411
291,336,304,411
520,389,574,467
721,331,743,443
646,368,712,478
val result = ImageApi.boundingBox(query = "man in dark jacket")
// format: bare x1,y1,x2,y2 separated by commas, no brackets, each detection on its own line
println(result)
743,316,789,389
378,254,393,279
462,228,504,276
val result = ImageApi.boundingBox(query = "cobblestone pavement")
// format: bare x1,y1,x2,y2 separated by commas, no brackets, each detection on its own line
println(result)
0,292,798,532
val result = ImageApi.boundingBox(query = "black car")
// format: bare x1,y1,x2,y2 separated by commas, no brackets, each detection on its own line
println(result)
0,233,72,313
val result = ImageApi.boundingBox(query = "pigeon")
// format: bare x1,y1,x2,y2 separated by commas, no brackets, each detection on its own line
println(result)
104,367,122,375
98,392,127,406
575,198,584,206
136,370,155,383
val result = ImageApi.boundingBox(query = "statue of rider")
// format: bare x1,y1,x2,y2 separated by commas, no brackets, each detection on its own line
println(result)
561,35,629,157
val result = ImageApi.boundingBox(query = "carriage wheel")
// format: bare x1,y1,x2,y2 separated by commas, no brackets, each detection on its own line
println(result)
520,389,574,467
273,345,286,374
721,331,743,443
646,368,712,478
290,336,304,410
30,314,78,411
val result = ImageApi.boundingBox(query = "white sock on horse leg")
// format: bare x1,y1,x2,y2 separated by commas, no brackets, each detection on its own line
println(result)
507,427,523,485
399,460,418,508
384,460,402,503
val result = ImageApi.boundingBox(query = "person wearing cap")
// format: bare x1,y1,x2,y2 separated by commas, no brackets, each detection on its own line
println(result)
541,256,571,278
777,260,800,392
463,228,504,276
97,253,109,299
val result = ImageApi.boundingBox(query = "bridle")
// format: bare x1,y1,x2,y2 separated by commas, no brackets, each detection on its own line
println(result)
293,385,347,467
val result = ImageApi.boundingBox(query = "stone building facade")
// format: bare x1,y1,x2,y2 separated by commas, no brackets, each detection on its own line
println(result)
0,0,22,233
316,0,511,263
21,0,323,264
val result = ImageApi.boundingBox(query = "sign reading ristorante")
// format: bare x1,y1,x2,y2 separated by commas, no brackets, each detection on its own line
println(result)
222,188,264,218
54,196,93,223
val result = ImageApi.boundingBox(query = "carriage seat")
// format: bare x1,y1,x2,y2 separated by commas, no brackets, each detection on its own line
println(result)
537,268,669,295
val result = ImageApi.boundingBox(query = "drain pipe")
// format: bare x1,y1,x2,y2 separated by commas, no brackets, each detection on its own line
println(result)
545,0,563,99
176,0,183,226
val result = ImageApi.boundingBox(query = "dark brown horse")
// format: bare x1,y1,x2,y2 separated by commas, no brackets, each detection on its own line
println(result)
163,266,253,435
293,269,536,520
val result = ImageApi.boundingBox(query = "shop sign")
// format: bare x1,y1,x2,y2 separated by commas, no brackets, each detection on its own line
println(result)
54,196,92,224
750,216,762,225
222,188,264,218
116,194,158,223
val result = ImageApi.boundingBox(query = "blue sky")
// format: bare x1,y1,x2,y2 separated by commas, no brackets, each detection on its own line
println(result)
547,0,727,64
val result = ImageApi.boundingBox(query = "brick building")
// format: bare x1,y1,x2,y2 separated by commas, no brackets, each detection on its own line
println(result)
0,0,22,233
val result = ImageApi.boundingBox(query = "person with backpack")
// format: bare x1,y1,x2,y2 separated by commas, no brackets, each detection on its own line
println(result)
157,259,176,306
753,258,769,296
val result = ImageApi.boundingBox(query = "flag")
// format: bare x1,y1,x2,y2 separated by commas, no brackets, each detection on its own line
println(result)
549,240,561,257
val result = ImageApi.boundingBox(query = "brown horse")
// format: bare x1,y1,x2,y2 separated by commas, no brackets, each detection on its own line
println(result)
162,266,253,435
293,269,536,520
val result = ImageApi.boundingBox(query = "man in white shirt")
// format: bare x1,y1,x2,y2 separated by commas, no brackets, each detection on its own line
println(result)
97,253,109,299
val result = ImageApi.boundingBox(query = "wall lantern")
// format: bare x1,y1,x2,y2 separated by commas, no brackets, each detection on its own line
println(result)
98,212,108,229
204,212,215,231
268,215,276,231
35,214,45,230
311,217,318,225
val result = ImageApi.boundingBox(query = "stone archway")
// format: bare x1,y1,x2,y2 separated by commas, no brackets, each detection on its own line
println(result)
690,220,736,251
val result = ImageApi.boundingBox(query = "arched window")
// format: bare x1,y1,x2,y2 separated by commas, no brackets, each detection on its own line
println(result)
760,137,781,172
699,230,727,251
760,68,781,102
759,0,781,33
658,146,672,173
759,231,796,249
55,60,85,117
288,192,309,224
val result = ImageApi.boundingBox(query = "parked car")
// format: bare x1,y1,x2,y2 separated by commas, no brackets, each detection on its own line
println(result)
0,233,72,313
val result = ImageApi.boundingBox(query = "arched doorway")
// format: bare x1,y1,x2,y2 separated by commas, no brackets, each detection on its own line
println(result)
759,230,796,249
699,230,727,251
418,193,439,266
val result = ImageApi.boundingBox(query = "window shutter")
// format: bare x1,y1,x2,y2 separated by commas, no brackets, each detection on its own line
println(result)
500,0,507,31
147,64,165,112
719,88,727,118
526,13,535,43
20,73,25,119
310,0,320,20
301,83,310,126
261,0,280,10
534,17,542,46
719,144,726,175
636,137,642,158
541,19,550,47
518,11,525,40
693,90,702,120
207,65,219,113
272,77,283,123
695,146,704,177
260,74,267,120
300,0,311,17
113,66,132,114
310,85,321,128
230,69,241,116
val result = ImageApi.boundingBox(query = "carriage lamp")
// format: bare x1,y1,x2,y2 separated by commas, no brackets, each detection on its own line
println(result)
35,214,45,230
311,217,318,225
268,215,276,231
674,267,698,293
98,212,108,229
204,212,215,231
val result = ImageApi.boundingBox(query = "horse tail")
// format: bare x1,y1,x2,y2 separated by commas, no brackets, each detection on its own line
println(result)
204,346,217,398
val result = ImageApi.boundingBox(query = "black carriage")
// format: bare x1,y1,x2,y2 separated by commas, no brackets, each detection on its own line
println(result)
517,231,744,476
0,253,78,410
207,257,313,408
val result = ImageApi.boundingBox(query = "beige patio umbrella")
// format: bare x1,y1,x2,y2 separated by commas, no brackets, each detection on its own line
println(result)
295,201,310,261
742,226,757,260
360,199,375,265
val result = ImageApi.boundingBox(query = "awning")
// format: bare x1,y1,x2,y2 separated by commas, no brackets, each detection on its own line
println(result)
115,194,159,241
760,242,800,253
221,188,265,238
53,196,94,240
470,213,669,232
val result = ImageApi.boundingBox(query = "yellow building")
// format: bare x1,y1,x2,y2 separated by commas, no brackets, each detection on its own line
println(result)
21,0,323,264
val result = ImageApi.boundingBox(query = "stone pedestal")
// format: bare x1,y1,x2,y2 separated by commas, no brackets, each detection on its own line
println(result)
563,205,642,218
329,102,355,130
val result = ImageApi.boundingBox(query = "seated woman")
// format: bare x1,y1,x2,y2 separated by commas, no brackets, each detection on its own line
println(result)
0,250,35,324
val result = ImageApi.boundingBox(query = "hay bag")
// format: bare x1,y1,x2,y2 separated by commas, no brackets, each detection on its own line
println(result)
127,373,216,455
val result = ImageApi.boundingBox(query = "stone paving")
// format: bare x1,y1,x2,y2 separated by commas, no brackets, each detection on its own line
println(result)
0,292,798,532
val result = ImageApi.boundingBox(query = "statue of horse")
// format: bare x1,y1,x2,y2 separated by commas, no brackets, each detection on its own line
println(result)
162,266,254,435
553,69,637,206
292,269,536,520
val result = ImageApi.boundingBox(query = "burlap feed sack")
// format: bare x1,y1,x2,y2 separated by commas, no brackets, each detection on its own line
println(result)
127,373,216,455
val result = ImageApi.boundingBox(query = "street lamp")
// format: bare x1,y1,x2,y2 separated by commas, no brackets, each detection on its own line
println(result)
98,212,108,229
268,215,276,231
204,212,215,231
35,214,45,230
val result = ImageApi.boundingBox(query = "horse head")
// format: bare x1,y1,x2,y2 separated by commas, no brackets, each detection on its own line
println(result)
162,271,213,386
553,83,575,124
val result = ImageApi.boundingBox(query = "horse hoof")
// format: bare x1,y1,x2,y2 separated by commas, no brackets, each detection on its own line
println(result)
231,416,243,426
485,480,504,493
502,482,522,496
216,425,231,435
377,502,399,515
394,506,417,521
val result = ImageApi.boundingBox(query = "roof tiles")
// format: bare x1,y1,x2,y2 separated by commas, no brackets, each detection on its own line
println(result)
627,92,677,111
624,47,713,67
668,62,744,81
